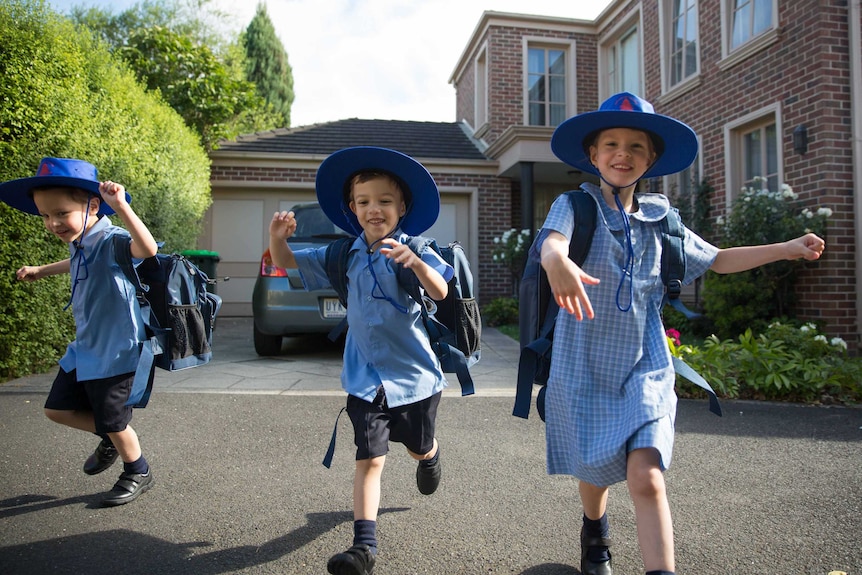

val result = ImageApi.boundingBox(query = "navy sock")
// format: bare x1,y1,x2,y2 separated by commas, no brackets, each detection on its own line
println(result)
419,446,440,467
645,571,674,575
123,455,149,475
353,519,377,555
583,513,610,563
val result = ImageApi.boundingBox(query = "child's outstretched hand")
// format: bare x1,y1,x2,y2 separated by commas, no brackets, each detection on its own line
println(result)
16,265,43,282
99,181,128,212
546,257,601,321
270,210,297,240
787,232,825,261
379,238,420,267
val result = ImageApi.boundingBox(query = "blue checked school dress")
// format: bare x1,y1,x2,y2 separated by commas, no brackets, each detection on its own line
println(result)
532,183,718,486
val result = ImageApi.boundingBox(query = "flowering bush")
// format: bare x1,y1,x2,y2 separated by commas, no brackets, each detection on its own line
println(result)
492,228,531,294
702,179,831,339
670,321,860,405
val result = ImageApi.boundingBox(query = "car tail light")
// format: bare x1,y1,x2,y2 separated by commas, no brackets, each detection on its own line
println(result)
260,249,287,277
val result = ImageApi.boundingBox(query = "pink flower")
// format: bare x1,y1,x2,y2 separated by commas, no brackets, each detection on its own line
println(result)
665,328,681,347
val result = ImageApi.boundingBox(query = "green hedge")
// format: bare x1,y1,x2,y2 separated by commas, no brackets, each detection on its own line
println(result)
0,0,212,380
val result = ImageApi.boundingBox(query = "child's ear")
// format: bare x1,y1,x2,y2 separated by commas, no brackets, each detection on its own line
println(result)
88,196,101,215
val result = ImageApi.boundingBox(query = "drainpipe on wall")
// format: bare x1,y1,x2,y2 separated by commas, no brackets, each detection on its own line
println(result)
850,0,862,350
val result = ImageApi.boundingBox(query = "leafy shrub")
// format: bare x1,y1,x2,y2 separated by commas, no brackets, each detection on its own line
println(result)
483,297,519,327
0,0,211,380
701,179,830,339
670,322,860,405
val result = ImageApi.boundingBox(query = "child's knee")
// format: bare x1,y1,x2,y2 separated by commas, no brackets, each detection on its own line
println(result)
44,408,67,424
627,464,665,499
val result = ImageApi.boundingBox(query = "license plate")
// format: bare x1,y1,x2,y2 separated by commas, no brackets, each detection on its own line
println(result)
323,298,347,318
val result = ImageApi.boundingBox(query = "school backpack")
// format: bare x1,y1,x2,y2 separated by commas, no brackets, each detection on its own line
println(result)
512,190,722,421
113,235,223,406
323,235,481,396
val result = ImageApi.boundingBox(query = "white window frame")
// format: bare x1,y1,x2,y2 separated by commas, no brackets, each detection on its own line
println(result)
522,37,577,127
599,7,644,99
718,0,779,71
658,0,701,96
723,102,784,204
474,43,489,137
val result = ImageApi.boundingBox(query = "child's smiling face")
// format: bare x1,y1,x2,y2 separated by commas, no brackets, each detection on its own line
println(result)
32,187,99,244
348,175,407,246
589,127,657,190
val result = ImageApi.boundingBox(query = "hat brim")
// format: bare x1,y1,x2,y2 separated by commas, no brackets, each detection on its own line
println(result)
315,147,439,235
0,175,127,216
551,110,698,178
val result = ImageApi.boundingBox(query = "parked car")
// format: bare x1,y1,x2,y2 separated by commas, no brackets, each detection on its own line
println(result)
252,202,351,355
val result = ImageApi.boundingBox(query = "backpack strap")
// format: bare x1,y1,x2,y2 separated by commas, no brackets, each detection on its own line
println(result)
323,237,355,342
660,208,700,319
111,234,160,408
514,190,597,419
400,236,475,396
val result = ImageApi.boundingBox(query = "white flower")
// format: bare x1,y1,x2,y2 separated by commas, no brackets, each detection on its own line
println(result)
780,183,797,199
814,335,828,344
493,236,500,244
830,337,847,350
743,196,751,202
817,207,832,218
800,323,817,332
492,254,498,262
716,215,724,225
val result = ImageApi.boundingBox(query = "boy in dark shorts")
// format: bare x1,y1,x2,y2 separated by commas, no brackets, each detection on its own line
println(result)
269,147,454,575
1,157,159,506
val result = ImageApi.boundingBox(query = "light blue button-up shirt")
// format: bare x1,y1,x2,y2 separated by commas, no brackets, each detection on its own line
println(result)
58,216,146,381
293,232,454,407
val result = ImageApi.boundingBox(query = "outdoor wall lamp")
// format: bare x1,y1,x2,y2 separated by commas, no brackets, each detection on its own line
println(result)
793,124,808,155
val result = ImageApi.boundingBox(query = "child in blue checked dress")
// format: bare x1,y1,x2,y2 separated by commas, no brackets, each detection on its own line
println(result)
0,158,159,506
269,147,453,575
535,93,825,575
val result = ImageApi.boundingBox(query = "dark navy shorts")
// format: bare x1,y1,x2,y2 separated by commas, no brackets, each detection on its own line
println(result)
347,387,441,460
45,369,136,435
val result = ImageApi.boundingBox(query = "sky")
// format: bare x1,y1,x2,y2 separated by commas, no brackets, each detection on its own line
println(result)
47,0,614,128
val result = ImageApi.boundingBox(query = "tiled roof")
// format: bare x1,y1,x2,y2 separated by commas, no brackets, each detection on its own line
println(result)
215,118,488,161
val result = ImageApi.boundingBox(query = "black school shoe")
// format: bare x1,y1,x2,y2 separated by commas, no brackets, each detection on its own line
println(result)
326,544,376,575
101,470,154,507
580,529,613,575
83,438,119,475
416,448,441,495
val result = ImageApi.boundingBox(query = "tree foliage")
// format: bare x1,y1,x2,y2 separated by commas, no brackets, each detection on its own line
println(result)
242,3,294,127
70,0,282,149
0,0,210,380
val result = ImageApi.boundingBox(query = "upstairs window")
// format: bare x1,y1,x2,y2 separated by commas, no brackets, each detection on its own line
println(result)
605,25,642,96
527,46,567,126
669,0,699,87
730,0,773,49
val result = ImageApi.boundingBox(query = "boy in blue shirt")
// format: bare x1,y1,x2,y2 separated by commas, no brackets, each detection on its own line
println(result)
269,146,454,575
1,157,159,506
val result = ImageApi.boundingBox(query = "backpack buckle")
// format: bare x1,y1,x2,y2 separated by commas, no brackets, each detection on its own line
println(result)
666,279,682,300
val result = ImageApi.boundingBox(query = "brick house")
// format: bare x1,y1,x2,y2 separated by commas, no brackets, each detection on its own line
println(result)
205,1,861,348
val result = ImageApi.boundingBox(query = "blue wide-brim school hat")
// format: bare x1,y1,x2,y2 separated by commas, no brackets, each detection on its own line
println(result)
315,146,440,235
551,92,698,179
0,157,129,216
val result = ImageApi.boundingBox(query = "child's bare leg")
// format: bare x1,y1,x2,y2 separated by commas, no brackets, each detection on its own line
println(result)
108,425,142,464
44,408,96,433
579,480,610,519
626,448,674,572
354,455,386,520
407,437,438,461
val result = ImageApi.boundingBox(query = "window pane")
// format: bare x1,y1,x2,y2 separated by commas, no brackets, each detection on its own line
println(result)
530,103,545,126
528,48,544,74
549,50,565,75
550,103,566,127
765,123,777,176
686,5,697,41
732,2,751,49
549,76,565,104
528,74,543,100
744,129,761,185
753,0,772,36
672,52,683,85
685,41,697,76
621,29,640,94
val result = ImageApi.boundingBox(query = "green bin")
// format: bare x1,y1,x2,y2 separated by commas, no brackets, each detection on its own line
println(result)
181,250,220,293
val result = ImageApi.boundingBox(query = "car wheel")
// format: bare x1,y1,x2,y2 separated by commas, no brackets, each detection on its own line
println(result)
253,324,283,356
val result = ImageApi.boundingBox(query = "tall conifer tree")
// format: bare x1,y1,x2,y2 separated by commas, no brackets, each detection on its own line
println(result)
243,3,294,127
